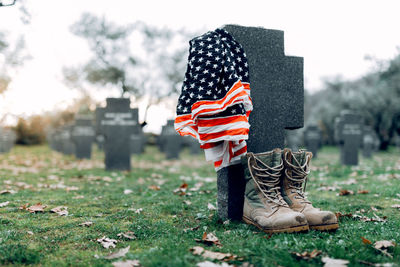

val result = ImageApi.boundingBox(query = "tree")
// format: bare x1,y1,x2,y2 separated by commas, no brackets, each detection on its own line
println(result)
64,13,196,123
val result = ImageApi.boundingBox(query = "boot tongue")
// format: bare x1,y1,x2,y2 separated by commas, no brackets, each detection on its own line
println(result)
292,150,306,166
256,149,282,168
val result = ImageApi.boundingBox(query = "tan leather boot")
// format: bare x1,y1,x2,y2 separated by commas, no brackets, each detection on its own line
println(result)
242,149,309,233
281,148,339,231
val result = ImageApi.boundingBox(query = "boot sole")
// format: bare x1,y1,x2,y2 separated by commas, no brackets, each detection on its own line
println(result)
243,216,309,234
309,223,339,231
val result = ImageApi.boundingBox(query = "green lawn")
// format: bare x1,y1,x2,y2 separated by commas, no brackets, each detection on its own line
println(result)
0,145,399,267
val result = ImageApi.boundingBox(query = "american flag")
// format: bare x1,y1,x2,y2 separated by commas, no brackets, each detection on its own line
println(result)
175,28,252,170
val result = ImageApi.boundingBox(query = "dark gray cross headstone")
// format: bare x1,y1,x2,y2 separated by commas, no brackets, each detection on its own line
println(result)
71,115,95,159
362,126,375,158
304,124,322,158
160,120,183,159
217,25,304,220
98,98,137,170
335,110,363,165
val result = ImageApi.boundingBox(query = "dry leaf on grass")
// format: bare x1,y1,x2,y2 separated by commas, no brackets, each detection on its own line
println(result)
112,259,141,267
361,236,372,245
195,232,222,247
104,246,130,259
391,204,400,210
21,203,47,213
189,182,204,192
117,231,136,240
374,240,395,250
148,185,160,191
184,200,192,205
190,246,236,261
134,208,143,214
79,221,93,227
183,225,200,233
357,190,370,194
50,206,68,216
321,257,349,267
292,249,322,260
207,203,217,211
0,201,9,207
124,189,133,195
0,189,17,194
97,236,118,249
173,183,188,196
339,189,354,196
335,212,353,220
342,178,357,185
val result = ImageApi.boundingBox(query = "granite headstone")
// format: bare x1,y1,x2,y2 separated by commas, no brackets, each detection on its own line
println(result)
98,98,137,170
335,110,363,165
160,120,183,159
304,124,322,158
216,25,304,220
71,115,95,159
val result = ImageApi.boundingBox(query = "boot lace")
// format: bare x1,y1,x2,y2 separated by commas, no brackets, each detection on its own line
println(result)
284,151,312,204
247,153,289,209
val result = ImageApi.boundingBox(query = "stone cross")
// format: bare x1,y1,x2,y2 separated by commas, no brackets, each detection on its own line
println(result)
71,115,95,159
335,110,363,165
98,98,138,170
217,25,304,220
304,124,322,158
160,119,183,159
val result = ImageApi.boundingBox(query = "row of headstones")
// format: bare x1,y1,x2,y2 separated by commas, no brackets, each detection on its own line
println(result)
334,110,381,165
285,120,380,162
48,98,200,171
0,127,17,154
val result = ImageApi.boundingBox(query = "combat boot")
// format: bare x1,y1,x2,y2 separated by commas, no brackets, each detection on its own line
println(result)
242,149,309,233
281,148,339,231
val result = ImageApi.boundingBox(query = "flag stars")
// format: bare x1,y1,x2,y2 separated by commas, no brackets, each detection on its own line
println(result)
215,48,220,52
208,81,214,87
198,49,203,54
207,44,213,49
215,56,220,61
189,92,195,98
199,41,204,46
213,64,218,69
207,52,212,57
198,86,204,91
183,107,188,112
198,57,204,63
203,69,209,74
205,60,211,66
211,73,216,78
200,78,206,83
197,95,203,99
235,47,241,53
231,109,237,114
237,57,242,62
206,90,212,95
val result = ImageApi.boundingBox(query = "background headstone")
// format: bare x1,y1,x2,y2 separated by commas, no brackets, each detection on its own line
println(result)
160,119,183,159
98,98,138,170
303,124,322,158
335,110,363,165
362,126,375,158
183,136,202,155
217,25,304,220
0,127,16,154
60,124,75,155
285,129,301,152
71,115,95,159
129,108,146,155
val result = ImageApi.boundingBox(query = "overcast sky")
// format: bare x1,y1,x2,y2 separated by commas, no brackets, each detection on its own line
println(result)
1,0,400,132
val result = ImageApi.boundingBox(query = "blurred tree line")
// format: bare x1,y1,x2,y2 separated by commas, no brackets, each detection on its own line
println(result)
307,51,400,150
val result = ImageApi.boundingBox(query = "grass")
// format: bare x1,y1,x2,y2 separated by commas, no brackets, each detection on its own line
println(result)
0,145,400,267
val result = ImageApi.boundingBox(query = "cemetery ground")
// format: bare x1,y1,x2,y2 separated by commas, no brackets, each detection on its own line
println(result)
0,146,400,267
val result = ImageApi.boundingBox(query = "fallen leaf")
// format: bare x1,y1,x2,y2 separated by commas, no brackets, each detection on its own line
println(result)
79,221,93,227
361,236,372,245
173,183,188,195
27,231,34,235
339,189,354,196
202,250,235,261
184,200,192,205
292,249,322,260
335,212,353,220
134,208,143,214
112,259,141,267
342,178,357,185
97,236,118,249
374,240,395,250
148,185,160,191
183,225,200,232
190,246,205,255
321,257,349,267
195,232,222,247
117,231,136,240
27,203,47,213
72,195,85,199
124,189,133,195
50,206,68,216
0,189,17,194
391,204,400,210
104,246,130,259
189,182,204,191
0,201,9,207
207,203,217,211
357,190,369,194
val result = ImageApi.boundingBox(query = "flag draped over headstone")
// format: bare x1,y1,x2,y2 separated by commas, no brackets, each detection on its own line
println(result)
175,28,252,170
